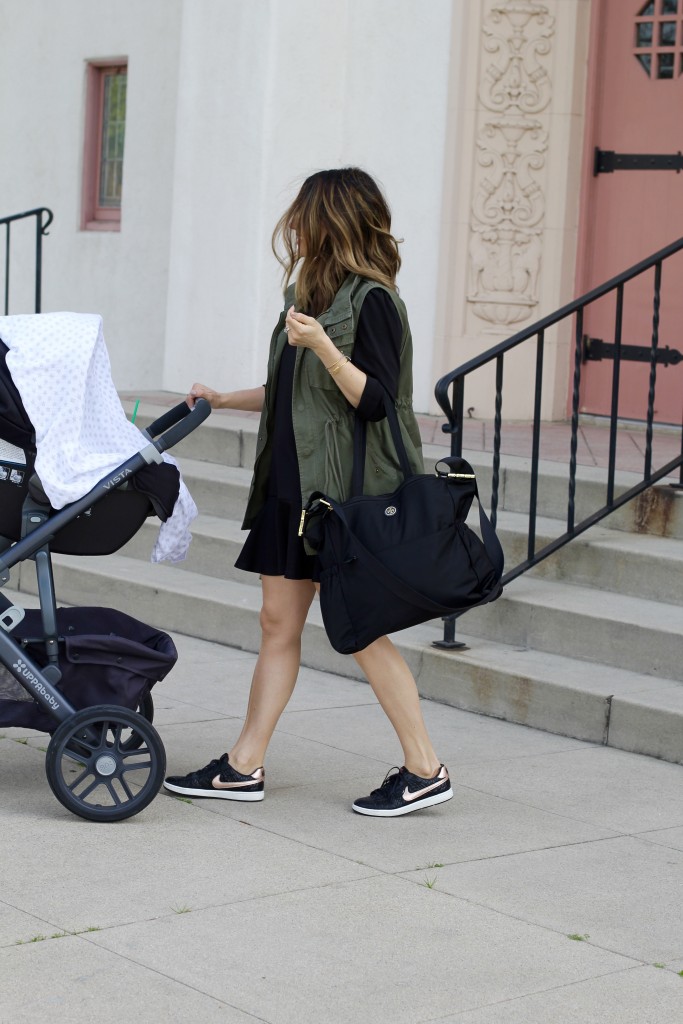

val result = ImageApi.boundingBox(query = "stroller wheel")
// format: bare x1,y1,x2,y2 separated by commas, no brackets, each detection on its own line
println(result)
45,705,166,822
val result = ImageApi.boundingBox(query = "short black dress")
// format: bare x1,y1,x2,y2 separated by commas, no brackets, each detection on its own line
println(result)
235,288,402,580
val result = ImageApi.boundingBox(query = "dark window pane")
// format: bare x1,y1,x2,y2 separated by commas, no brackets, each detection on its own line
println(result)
639,1,655,13
636,52,653,75
636,21,654,45
661,0,677,14
657,52,675,76
660,20,677,44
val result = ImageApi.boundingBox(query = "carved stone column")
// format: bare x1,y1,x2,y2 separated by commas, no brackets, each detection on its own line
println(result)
468,1,555,328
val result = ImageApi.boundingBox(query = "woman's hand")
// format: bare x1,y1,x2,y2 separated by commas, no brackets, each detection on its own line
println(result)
186,383,223,409
285,306,328,354
186,383,265,413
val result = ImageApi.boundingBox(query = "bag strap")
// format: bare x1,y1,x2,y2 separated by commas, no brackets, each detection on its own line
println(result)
351,390,414,497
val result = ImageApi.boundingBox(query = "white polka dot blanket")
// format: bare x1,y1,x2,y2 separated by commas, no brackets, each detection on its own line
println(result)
0,312,197,562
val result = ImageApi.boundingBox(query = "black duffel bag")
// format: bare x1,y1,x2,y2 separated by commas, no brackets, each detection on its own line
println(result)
302,395,504,655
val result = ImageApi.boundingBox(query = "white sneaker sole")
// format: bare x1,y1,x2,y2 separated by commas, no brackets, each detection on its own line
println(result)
352,787,453,817
163,781,264,801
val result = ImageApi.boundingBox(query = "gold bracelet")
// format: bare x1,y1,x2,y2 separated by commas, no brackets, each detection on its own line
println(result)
327,355,349,375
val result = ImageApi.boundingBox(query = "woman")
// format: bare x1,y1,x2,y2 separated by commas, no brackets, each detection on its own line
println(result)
164,168,452,817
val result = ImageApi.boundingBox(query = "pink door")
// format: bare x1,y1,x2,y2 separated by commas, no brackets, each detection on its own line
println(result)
576,0,683,424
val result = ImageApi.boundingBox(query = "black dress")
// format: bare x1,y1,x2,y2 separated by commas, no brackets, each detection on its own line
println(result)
235,288,402,580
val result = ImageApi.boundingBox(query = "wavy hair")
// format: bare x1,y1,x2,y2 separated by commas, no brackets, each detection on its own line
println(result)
272,168,401,315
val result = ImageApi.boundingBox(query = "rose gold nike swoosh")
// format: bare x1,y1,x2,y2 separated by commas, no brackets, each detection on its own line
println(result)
212,768,264,790
403,767,449,802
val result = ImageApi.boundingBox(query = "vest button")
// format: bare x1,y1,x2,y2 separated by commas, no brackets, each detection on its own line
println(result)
329,327,336,336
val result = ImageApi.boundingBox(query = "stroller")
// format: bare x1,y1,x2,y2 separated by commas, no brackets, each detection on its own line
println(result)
0,336,210,822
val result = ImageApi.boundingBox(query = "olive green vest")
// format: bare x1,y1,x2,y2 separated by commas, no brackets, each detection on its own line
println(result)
242,273,424,530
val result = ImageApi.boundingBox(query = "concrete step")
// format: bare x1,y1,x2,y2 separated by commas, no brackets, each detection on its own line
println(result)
496,511,683,606
122,513,248,582
461,576,683,682
175,458,254,520
12,554,682,765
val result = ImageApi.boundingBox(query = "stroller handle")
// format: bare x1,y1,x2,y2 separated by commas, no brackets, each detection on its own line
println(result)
146,398,211,453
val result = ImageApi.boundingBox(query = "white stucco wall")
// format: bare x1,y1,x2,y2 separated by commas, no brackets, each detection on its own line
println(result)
0,0,183,388
163,0,457,412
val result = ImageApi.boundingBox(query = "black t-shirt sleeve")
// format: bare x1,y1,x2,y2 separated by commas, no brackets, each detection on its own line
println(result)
352,288,402,421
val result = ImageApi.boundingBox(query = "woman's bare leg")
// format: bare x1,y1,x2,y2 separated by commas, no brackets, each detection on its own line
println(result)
229,574,315,774
353,635,441,779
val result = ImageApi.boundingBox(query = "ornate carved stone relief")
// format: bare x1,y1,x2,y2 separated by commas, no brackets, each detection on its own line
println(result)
468,1,555,327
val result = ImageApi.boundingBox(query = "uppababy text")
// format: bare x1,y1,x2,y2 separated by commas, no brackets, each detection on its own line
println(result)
12,658,60,710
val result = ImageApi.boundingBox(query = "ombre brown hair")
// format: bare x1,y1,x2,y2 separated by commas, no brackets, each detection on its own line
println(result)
272,168,401,316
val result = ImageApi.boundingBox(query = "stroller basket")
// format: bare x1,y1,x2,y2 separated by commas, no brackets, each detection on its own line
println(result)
0,607,177,733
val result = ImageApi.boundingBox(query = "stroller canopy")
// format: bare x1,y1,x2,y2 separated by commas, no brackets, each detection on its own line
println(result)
0,313,194,560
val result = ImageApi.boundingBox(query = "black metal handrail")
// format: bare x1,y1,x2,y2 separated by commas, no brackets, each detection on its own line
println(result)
434,236,683,648
1,207,54,315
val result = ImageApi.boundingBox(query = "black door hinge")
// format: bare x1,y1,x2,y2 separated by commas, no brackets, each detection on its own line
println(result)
583,336,683,367
594,148,683,175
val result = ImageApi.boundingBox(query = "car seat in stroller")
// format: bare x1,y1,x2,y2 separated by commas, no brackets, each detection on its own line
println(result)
0,334,210,821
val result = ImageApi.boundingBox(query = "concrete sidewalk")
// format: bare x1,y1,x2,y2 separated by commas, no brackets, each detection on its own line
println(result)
2,631,682,1023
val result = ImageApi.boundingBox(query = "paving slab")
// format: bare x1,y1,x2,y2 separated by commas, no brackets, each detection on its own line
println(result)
404,835,683,963
1,936,253,1023
455,746,683,833
1,783,376,937
635,826,683,852
86,874,634,1024
432,966,683,1024
0,903,58,949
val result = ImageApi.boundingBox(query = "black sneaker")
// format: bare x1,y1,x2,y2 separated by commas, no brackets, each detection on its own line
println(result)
163,753,264,801
352,765,452,817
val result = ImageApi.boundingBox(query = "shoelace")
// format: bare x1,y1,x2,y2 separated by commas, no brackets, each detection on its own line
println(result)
371,766,404,797
188,755,227,783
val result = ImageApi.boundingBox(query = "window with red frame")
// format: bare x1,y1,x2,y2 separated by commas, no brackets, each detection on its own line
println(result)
81,61,127,230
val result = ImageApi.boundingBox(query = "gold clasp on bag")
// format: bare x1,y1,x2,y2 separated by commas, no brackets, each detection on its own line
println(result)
298,499,333,537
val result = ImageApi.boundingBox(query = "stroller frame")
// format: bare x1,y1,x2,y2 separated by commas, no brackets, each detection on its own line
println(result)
0,399,210,821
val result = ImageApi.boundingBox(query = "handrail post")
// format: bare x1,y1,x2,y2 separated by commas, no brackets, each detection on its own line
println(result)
644,260,662,480
3,221,10,316
0,207,53,316
449,375,465,459
434,373,467,650
568,307,583,533
607,284,624,506
528,331,544,561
